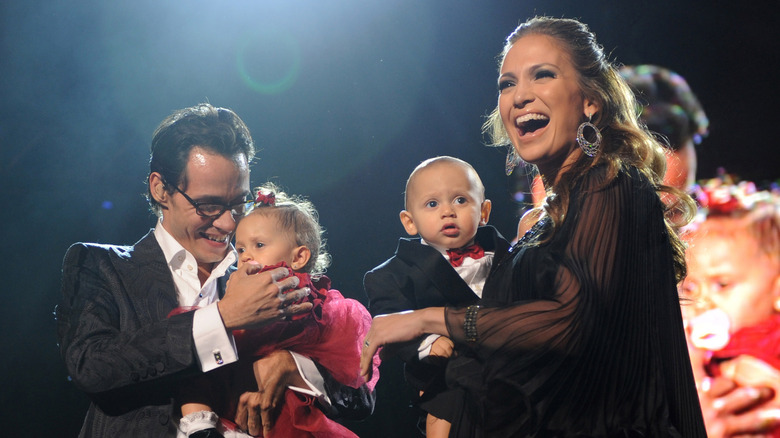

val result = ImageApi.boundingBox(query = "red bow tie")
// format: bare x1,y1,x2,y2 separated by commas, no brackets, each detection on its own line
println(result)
447,244,485,267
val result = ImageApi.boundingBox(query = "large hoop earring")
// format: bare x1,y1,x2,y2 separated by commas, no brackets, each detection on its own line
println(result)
576,114,602,157
505,147,522,176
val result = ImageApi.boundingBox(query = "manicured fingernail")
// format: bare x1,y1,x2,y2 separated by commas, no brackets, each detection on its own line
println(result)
762,408,780,418
759,409,780,430
745,387,763,400
700,377,712,392
712,398,726,410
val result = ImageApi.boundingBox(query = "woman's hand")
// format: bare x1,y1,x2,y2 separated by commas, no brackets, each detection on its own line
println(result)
688,338,780,436
360,308,446,380
699,376,780,437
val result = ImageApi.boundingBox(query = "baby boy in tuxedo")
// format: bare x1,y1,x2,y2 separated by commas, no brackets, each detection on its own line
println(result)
364,156,510,437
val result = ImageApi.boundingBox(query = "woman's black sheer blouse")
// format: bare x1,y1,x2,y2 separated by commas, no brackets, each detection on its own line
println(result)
445,165,706,437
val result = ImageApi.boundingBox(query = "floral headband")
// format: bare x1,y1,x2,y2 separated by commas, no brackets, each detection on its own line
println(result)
691,172,779,216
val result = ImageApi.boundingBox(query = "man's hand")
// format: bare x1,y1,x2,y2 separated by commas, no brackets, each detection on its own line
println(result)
233,350,306,436
218,263,312,331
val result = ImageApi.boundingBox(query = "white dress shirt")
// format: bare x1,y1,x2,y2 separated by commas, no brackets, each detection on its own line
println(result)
417,239,494,359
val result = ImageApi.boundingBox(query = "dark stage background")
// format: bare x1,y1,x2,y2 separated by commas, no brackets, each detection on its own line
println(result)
1,1,777,435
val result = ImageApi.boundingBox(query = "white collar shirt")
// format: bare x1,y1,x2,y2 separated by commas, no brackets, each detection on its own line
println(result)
422,239,494,299
154,220,236,307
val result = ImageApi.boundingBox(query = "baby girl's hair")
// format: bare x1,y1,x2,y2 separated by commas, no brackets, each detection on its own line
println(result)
244,182,331,276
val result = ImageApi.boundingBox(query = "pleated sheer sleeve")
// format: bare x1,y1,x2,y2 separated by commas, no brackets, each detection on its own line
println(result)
444,166,705,437
447,166,623,357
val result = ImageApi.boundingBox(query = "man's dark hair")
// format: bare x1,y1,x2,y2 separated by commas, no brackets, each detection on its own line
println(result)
146,103,256,216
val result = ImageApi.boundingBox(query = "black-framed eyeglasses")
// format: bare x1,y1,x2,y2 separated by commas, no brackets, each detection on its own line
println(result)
164,179,250,219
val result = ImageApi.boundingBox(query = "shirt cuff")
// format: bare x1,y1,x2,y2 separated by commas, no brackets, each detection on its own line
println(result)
418,334,442,360
193,303,238,372
289,351,332,410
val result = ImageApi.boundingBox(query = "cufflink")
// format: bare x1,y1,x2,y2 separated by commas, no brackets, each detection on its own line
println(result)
212,349,223,365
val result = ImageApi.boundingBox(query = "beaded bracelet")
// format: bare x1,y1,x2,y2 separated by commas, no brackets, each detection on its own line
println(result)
465,305,480,342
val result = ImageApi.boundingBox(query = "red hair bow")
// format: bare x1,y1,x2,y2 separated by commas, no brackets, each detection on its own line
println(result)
255,191,276,206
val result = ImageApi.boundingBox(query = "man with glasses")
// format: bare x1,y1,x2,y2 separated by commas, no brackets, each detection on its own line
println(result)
56,104,373,437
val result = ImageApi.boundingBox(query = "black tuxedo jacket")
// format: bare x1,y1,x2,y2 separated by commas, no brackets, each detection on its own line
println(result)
363,226,510,374
57,230,372,437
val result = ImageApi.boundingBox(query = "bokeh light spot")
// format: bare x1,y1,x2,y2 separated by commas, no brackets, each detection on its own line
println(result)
237,29,301,95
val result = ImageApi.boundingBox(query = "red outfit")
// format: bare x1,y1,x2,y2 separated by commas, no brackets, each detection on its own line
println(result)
707,314,780,372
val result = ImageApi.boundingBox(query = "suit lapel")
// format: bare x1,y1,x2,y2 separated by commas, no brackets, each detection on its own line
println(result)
474,225,511,274
123,230,180,321
396,239,479,306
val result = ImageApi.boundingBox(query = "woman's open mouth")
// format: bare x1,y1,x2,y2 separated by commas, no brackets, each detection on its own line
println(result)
515,113,550,136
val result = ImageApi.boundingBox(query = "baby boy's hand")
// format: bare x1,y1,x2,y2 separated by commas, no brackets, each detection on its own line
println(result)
429,336,454,359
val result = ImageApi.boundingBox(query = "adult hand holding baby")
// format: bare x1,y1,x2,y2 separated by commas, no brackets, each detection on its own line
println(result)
219,262,312,331
698,375,780,437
